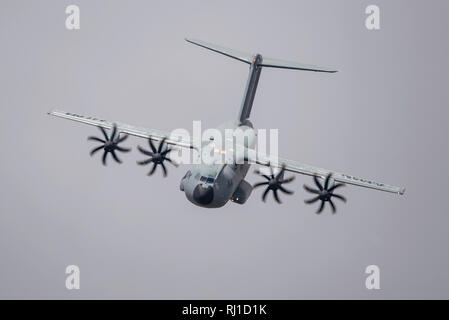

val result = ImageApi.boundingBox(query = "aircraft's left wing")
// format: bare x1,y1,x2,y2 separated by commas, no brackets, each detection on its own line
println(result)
47,109,198,150
244,148,405,195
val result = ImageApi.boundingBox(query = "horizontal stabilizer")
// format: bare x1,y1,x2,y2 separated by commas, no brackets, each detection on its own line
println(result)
185,38,253,64
185,38,337,72
261,57,337,73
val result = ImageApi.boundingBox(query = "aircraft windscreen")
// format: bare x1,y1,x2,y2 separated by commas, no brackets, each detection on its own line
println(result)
199,176,215,184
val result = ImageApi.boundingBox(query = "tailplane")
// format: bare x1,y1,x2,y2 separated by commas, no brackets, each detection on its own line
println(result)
185,38,337,73
185,38,337,124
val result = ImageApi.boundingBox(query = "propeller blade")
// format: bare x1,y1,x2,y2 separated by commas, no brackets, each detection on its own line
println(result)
158,137,167,153
116,134,128,143
273,189,281,204
329,199,336,213
275,165,285,180
324,173,332,189
116,146,131,153
88,137,106,143
90,145,104,156
278,185,294,195
304,196,320,204
279,176,295,184
328,183,345,193
149,139,157,153
110,150,122,163
316,201,325,214
262,188,270,202
160,148,171,156
102,151,108,166
254,170,271,181
110,124,117,141
160,162,167,176
253,181,270,188
137,146,153,157
137,159,153,166
313,175,323,190
303,185,320,194
99,127,109,141
332,193,347,203
148,163,157,176
164,157,179,167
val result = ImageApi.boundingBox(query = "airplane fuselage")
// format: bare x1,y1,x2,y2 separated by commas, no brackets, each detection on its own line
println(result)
180,121,256,208
180,53,264,208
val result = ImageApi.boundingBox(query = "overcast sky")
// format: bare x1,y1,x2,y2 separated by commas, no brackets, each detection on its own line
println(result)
0,0,448,299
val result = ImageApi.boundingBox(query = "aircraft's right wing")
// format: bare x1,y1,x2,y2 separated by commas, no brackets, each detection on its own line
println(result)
244,148,405,195
48,109,199,150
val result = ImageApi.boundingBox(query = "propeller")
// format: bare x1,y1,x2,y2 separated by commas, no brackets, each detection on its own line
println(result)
137,137,178,177
253,164,295,204
303,173,346,214
88,124,131,166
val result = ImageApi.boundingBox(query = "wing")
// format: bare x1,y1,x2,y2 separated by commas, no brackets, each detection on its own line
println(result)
47,109,198,150
244,148,405,195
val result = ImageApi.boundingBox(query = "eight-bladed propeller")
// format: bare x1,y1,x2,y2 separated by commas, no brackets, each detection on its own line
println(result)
137,137,178,177
88,124,131,165
303,173,346,214
253,164,295,204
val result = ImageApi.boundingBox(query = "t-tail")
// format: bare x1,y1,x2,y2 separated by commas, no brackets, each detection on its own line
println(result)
185,38,337,125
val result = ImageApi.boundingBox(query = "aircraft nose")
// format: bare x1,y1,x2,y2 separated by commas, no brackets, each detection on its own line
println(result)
193,184,214,205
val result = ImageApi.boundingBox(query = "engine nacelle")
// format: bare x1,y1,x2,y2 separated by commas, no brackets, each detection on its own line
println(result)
231,179,253,204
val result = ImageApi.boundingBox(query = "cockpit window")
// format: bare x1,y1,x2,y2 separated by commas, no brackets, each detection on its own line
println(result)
199,176,215,184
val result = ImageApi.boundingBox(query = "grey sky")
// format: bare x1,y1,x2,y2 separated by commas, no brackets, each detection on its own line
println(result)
0,0,448,299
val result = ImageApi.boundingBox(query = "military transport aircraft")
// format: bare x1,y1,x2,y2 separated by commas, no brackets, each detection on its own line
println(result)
48,38,405,213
